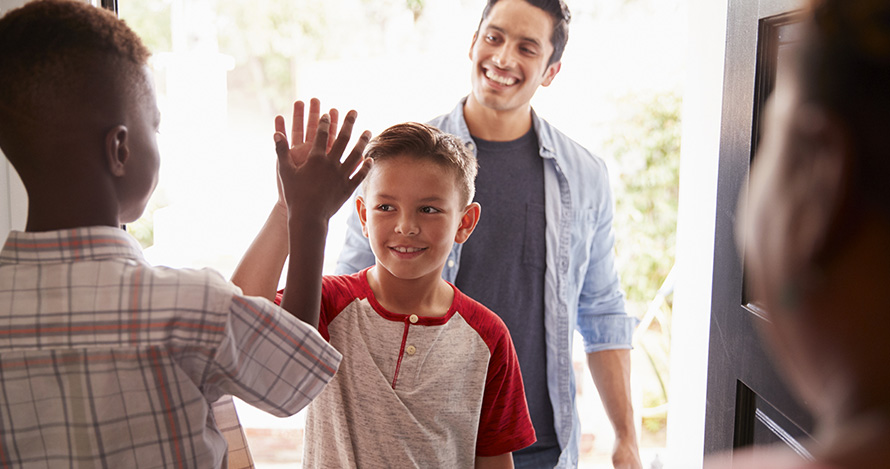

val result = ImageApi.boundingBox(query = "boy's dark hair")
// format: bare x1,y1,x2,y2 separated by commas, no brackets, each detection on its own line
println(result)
479,0,571,66
363,123,478,206
0,0,151,167
799,0,890,217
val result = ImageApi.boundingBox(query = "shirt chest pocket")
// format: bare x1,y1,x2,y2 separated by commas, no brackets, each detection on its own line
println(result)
570,208,599,275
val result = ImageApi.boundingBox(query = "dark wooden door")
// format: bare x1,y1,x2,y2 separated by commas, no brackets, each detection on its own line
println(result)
704,0,816,459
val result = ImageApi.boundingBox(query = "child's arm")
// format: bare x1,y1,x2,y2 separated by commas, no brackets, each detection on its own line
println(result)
272,101,372,327
475,453,514,469
232,100,341,301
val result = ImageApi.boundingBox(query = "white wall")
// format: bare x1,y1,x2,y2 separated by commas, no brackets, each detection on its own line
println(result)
665,0,728,468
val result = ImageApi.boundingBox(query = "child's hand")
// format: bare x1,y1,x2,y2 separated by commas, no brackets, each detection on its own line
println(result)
275,99,340,211
274,99,372,221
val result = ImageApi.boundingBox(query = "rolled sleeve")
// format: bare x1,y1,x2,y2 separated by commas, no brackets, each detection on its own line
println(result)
574,167,640,353
577,313,639,353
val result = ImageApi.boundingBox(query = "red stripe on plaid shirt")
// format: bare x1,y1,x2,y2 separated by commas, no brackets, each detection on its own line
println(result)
151,347,185,469
232,296,336,375
6,237,131,250
0,320,226,336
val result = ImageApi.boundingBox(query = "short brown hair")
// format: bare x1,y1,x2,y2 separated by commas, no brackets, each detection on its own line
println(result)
363,122,478,206
0,0,151,165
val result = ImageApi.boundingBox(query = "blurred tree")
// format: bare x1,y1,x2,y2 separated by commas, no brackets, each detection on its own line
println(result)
607,91,681,433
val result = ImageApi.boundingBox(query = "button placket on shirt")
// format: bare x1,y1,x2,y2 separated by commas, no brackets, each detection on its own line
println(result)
405,314,419,355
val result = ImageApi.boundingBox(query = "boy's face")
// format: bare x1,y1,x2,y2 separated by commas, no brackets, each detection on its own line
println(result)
469,0,561,113
358,155,478,284
118,66,161,224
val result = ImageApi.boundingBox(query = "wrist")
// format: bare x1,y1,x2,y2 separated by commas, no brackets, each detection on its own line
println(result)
287,207,330,230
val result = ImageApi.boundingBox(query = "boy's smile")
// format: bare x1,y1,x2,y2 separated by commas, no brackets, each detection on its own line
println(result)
358,155,478,285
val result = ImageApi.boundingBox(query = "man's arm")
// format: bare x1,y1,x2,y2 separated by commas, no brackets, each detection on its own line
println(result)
575,160,642,469
587,349,642,469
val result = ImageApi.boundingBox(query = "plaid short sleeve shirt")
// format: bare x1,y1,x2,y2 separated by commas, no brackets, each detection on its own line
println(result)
0,227,342,468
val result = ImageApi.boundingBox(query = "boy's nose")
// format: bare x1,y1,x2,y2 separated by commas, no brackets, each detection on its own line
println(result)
395,215,419,236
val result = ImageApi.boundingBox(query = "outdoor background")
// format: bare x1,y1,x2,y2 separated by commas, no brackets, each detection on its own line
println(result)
119,0,687,467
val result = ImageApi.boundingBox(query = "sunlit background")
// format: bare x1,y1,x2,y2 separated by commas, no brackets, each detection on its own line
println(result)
117,0,685,467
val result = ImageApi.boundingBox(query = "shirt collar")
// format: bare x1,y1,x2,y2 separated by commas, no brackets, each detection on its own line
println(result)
1,226,145,264
452,95,557,159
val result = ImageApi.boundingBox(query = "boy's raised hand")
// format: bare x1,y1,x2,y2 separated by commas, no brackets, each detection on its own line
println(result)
274,99,372,220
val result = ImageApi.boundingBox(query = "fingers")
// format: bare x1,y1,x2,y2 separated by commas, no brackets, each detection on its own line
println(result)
327,108,339,152
274,130,290,167
341,129,372,176
311,114,331,157
274,116,287,142
305,98,321,145
349,157,374,189
327,110,358,160
291,101,304,147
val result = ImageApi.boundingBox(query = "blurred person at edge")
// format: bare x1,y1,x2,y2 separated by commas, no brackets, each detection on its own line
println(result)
706,0,890,468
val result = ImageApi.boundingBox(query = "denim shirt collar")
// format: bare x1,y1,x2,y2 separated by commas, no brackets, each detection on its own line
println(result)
444,96,558,161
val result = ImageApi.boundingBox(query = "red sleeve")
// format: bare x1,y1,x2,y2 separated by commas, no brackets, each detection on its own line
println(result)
276,272,366,341
460,296,536,457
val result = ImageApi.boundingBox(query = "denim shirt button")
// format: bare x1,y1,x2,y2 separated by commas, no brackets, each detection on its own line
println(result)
447,259,455,268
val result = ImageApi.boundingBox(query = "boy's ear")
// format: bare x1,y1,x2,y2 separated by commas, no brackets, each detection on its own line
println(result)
454,202,481,244
357,196,370,238
105,125,129,177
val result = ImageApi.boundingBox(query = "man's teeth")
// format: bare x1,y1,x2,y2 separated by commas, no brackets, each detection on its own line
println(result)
394,247,423,253
486,70,517,85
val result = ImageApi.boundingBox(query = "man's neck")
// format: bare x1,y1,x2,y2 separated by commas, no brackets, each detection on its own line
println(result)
463,95,533,142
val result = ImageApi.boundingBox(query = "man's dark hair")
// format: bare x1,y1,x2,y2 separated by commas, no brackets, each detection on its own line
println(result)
799,0,890,216
479,0,571,66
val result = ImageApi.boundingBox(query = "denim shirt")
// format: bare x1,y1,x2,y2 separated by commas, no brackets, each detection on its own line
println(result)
336,97,639,467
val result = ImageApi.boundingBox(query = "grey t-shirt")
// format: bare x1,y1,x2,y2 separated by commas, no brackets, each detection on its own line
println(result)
455,128,557,452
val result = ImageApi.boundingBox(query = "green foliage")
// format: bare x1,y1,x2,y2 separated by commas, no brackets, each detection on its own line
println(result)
118,1,172,53
609,92,681,308
606,92,682,415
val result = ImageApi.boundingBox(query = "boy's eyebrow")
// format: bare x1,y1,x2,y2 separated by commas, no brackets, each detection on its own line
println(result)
374,194,448,204
485,24,544,48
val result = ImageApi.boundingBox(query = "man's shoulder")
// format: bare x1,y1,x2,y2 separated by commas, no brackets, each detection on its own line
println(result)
534,115,606,167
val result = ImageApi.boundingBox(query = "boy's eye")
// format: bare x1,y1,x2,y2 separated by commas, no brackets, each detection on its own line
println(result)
377,204,393,212
420,206,440,214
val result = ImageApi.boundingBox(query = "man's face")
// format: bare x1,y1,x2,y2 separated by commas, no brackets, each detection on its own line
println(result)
118,65,161,224
468,0,561,113
358,155,473,284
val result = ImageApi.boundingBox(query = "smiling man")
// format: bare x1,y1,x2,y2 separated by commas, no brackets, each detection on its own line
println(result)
337,1,642,467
